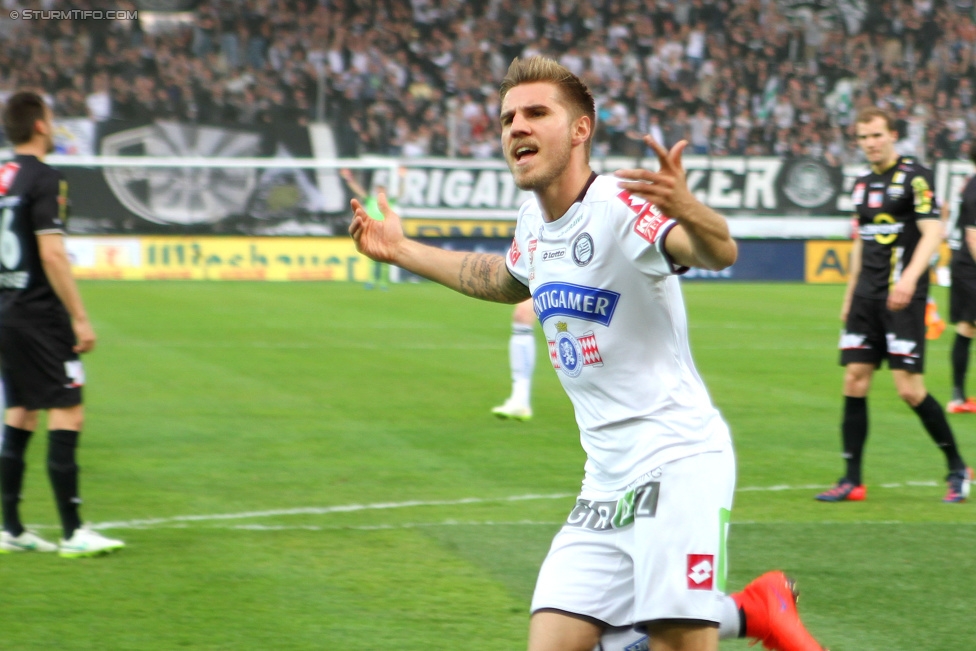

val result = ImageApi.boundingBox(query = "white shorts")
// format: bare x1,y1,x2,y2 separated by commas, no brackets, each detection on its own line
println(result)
531,443,736,627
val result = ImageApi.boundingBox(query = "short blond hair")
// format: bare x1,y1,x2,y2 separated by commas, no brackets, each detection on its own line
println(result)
499,56,596,155
855,107,896,132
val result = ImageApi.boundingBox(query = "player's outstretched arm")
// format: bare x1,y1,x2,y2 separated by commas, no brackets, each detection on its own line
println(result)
349,191,529,304
37,233,96,353
615,136,737,271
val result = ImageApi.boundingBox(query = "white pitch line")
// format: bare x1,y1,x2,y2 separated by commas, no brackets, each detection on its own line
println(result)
92,493,577,530
77,481,947,532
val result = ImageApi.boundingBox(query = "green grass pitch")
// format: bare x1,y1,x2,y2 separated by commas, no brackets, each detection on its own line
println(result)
3,280,974,650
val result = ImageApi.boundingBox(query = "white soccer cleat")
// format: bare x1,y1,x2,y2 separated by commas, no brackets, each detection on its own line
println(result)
0,529,58,553
59,526,125,558
491,398,533,421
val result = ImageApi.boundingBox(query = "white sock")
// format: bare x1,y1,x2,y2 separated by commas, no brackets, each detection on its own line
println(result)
509,325,535,405
718,594,742,639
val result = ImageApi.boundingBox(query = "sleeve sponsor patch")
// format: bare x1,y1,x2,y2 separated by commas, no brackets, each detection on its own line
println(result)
508,237,521,266
634,208,671,244
618,188,673,246
0,162,20,195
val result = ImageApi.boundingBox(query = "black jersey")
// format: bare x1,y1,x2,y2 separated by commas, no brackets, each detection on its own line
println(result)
851,156,939,301
0,154,70,326
949,174,976,277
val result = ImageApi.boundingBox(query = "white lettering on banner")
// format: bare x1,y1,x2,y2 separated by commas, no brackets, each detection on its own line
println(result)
707,157,745,208
443,170,474,207
470,170,499,207
743,159,782,209
403,169,427,206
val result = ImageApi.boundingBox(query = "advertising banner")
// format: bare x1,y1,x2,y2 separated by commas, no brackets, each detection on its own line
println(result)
805,240,951,284
68,236,371,281
50,123,974,237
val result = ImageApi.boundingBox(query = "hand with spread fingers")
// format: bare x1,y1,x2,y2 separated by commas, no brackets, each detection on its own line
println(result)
348,189,404,264
614,136,697,221
613,135,736,271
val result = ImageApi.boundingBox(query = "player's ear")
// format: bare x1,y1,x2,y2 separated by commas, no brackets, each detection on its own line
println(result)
572,114,591,148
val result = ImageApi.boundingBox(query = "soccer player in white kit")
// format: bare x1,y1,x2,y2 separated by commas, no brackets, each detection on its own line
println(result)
350,57,825,651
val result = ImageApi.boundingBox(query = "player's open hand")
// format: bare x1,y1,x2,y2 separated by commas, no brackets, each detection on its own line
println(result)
888,276,916,312
615,137,696,219
348,189,404,264
72,317,96,353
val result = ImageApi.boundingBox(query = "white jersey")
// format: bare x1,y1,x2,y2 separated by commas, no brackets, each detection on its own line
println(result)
506,174,731,497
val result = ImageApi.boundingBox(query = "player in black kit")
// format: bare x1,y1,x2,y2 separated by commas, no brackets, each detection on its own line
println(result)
0,91,124,556
817,107,972,504
947,144,976,414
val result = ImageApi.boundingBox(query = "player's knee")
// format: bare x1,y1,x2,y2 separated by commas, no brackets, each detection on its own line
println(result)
47,429,80,472
842,374,870,396
5,408,39,431
0,428,32,461
896,386,925,406
49,407,84,432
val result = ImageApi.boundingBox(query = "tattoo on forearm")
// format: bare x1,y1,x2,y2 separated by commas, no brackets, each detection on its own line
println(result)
458,253,529,303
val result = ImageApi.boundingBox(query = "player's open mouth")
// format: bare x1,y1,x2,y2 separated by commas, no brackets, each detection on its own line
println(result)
514,146,538,164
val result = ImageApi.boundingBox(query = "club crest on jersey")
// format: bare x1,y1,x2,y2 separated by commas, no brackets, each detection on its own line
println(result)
572,232,594,266
548,322,603,377
868,191,884,208
533,282,619,326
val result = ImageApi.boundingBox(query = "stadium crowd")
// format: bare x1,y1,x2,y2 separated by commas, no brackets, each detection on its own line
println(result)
2,0,976,164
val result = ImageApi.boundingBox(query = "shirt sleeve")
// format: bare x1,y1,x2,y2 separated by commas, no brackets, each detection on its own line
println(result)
613,190,685,277
30,168,67,234
909,168,939,220
505,206,530,287
961,179,976,230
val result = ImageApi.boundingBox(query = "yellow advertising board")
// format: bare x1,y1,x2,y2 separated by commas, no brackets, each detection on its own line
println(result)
402,219,515,238
805,240,951,284
68,236,373,281
805,240,853,283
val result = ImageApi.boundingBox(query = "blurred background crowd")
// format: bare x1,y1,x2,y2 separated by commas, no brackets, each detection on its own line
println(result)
3,0,976,165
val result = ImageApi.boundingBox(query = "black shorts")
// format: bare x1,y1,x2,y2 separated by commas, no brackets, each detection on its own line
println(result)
950,269,976,324
839,296,927,373
0,322,83,410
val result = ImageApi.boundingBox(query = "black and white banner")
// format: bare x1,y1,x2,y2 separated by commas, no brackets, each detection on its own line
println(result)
45,122,974,236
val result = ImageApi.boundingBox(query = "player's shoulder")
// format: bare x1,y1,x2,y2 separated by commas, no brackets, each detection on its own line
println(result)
896,156,932,176
586,174,630,208
19,156,63,187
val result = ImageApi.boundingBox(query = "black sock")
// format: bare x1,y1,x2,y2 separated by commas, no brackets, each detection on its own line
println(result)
0,425,34,536
842,396,868,485
47,430,82,539
912,394,967,473
951,333,972,403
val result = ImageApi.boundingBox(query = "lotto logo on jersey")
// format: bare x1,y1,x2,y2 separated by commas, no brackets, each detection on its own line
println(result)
0,162,20,195
508,238,521,266
852,183,865,205
686,554,715,590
